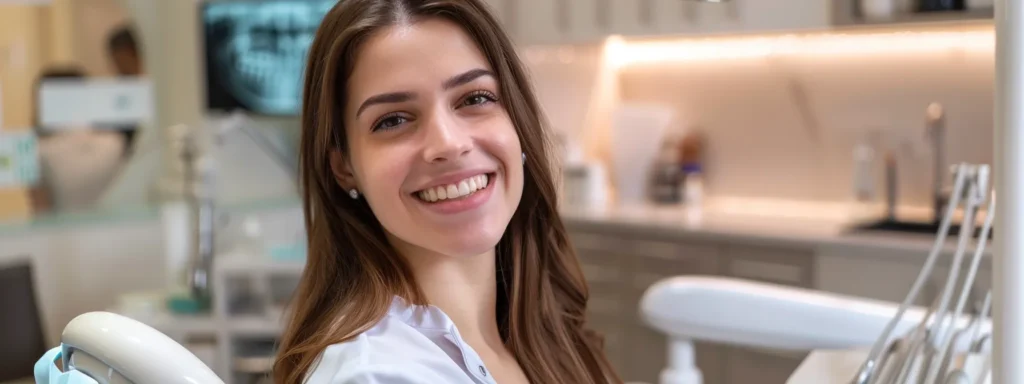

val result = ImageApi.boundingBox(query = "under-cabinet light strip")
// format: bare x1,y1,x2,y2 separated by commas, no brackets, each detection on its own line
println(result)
606,27,995,67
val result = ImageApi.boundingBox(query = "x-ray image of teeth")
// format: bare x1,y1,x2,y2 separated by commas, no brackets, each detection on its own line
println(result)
203,1,336,115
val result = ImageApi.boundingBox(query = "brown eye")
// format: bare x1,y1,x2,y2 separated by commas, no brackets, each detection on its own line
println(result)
372,113,408,132
460,91,497,108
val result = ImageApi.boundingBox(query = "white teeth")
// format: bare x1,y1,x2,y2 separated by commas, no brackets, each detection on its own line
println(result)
417,174,492,202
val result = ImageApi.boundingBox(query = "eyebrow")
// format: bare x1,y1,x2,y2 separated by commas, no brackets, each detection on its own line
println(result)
442,68,493,90
355,68,495,117
355,92,414,117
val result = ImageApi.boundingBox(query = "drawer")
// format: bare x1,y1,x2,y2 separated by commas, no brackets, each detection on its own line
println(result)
571,232,633,254
630,238,718,263
601,329,626,378
723,245,814,287
580,262,623,284
620,320,726,384
922,262,991,309
577,249,624,268
623,321,668,384
631,240,719,272
587,295,628,317
723,347,805,384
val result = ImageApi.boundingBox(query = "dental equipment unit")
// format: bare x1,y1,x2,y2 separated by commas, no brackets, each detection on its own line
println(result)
636,2,1022,382
642,163,996,384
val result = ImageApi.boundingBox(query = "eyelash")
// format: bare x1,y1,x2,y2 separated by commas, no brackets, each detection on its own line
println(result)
370,90,500,132
460,90,499,107
372,112,407,132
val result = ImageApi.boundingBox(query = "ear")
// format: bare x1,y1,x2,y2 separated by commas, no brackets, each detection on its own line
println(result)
329,150,357,190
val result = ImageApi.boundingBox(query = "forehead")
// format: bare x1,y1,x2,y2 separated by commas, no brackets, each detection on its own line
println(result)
346,18,492,100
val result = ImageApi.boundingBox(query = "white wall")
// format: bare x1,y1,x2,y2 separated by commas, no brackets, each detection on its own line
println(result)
616,34,993,207
521,26,997,209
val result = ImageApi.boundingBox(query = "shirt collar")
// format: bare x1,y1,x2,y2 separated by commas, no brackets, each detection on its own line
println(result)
387,295,455,331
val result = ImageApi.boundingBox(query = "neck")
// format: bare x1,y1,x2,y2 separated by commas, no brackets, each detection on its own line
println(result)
400,244,504,351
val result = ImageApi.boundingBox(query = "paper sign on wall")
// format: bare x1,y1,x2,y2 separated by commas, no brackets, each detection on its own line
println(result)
0,80,4,132
0,131,40,188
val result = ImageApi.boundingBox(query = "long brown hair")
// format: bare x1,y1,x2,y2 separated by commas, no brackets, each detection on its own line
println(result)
273,1,620,383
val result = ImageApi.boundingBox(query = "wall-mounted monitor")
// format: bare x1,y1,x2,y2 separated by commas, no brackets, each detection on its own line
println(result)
201,0,336,116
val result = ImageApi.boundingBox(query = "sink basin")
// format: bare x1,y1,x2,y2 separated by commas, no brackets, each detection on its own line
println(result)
850,219,991,238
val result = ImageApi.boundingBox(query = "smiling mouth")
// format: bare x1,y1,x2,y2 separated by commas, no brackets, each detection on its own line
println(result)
415,173,494,203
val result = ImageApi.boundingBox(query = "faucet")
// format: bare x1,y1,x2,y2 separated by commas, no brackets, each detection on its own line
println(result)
926,102,947,225
178,128,216,302
178,112,300,302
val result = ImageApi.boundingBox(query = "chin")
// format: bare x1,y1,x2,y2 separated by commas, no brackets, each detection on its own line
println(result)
431,224,508,258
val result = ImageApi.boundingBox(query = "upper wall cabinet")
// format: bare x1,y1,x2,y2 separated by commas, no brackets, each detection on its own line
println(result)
489,0,831,46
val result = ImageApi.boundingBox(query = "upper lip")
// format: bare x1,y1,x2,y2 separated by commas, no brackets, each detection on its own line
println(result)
412,169,495,192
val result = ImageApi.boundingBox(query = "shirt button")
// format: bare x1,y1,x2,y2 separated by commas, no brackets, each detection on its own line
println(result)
479,365,487,376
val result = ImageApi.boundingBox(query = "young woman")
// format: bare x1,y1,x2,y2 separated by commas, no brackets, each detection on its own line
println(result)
274,0,620,383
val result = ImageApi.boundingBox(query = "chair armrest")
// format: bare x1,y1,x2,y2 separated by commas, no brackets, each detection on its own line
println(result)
60,312,224,384
640,276,988,351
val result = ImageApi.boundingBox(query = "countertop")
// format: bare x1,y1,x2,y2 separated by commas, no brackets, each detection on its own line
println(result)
560,198,988,258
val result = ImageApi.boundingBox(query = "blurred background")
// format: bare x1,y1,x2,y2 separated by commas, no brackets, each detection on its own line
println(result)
0,0,997,383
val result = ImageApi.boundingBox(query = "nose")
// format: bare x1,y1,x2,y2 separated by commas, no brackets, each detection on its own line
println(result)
421,110,473,163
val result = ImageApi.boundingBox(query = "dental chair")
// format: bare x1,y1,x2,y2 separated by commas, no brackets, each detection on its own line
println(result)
35,312,223,384
644,164,996,384
640,275,992,384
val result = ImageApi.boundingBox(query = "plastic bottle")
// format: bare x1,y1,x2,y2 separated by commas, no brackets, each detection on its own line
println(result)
682,163,704,206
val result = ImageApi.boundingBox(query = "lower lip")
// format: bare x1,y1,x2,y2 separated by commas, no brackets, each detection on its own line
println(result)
414,174,496,215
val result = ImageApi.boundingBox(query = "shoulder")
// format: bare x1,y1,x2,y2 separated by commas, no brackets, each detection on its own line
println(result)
304,314,470,384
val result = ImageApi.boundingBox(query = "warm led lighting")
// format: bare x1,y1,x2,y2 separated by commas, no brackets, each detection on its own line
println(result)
607,27,995,67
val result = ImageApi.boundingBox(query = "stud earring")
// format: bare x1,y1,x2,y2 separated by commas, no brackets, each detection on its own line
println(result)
348,189,359,199
521,152,526,164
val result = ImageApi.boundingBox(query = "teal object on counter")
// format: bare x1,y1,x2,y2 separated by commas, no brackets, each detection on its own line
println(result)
166,294,210,314
267,242,307,262
35,346,99,384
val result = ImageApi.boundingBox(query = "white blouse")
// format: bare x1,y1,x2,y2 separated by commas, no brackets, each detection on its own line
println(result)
305,297,499,383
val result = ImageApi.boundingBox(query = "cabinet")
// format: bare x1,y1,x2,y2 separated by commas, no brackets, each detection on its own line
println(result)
568,225,816,384
498,0,831,46
718,244,815,384
623,237,721,384
817,245,991,311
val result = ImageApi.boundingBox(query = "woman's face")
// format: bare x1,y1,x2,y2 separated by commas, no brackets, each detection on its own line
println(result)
336,18,524,259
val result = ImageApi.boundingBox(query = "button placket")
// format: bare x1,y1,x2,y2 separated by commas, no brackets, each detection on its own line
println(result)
446,325,495,383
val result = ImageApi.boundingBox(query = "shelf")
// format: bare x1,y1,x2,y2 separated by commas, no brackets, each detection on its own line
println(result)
118,310,219,336
215,253,305,276
835,7,993,27
228,315,284,336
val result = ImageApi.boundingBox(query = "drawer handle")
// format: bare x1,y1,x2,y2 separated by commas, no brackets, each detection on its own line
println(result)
730,259,804,285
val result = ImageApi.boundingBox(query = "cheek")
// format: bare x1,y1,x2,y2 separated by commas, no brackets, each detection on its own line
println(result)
355,148,410,211
486,113,522,164
485,118,524,196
